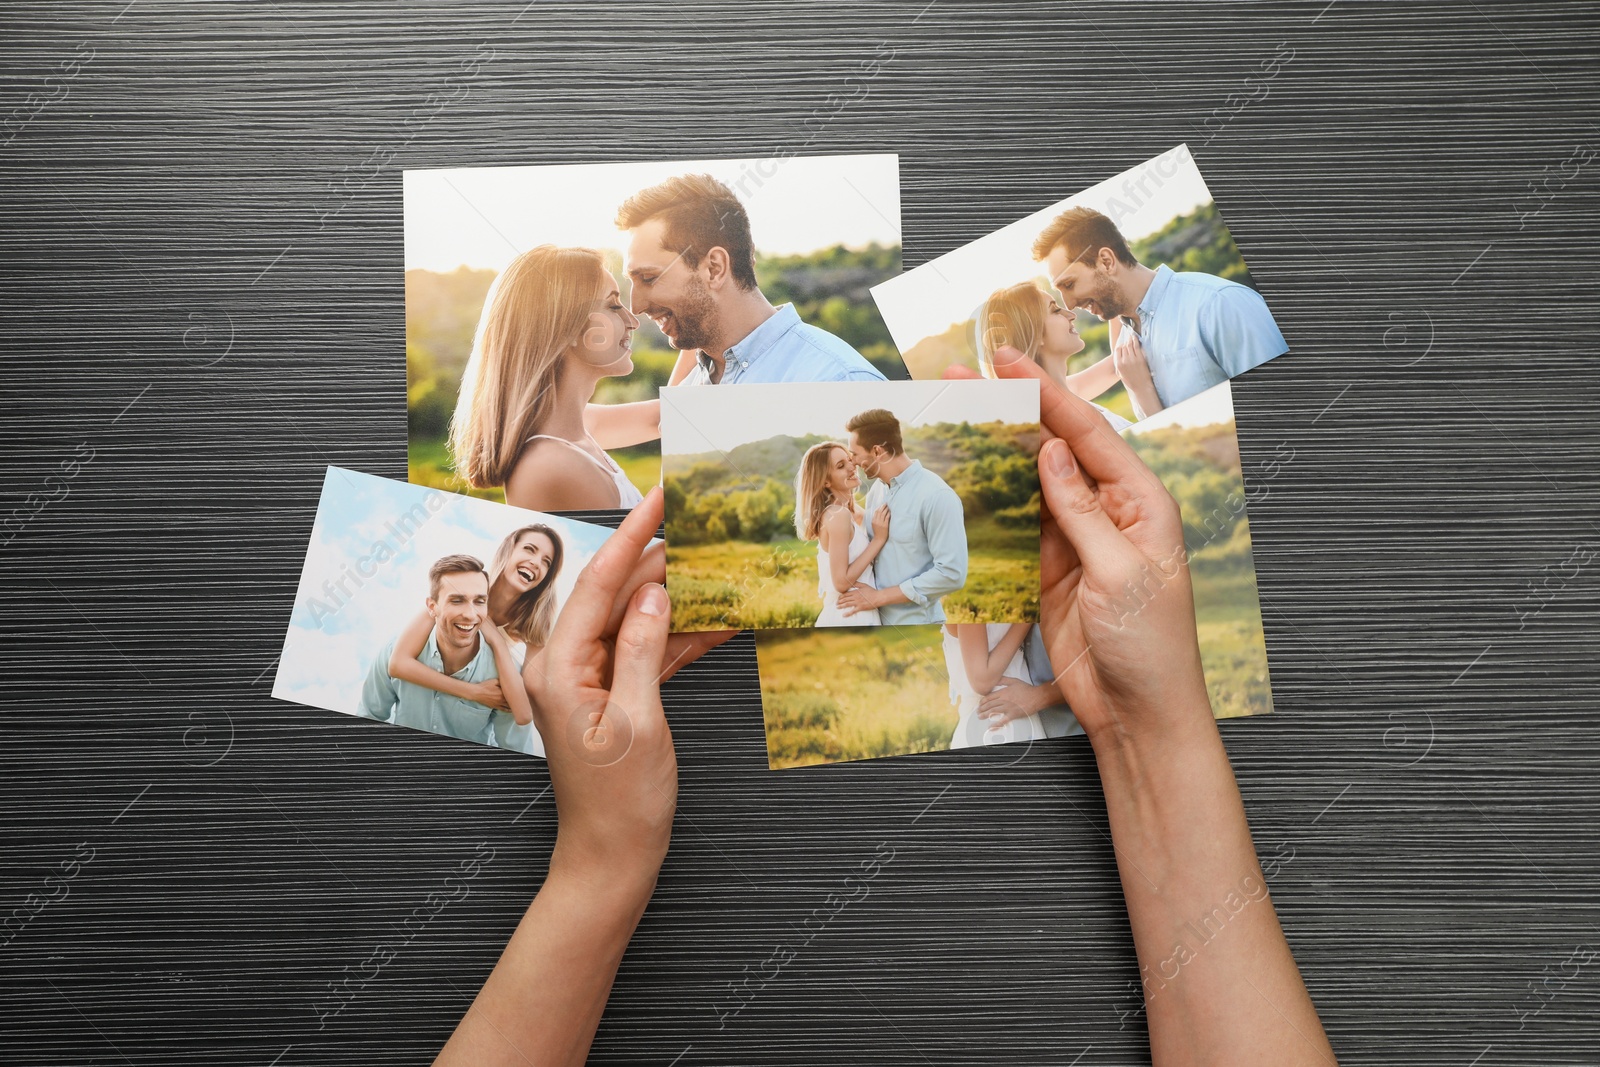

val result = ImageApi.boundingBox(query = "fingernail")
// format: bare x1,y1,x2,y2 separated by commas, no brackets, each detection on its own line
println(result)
638,583,668,616
1044,438,1076,477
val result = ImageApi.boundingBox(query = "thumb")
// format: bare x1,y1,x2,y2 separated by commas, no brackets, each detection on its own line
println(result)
610,582,672,709
1038,438,1137,576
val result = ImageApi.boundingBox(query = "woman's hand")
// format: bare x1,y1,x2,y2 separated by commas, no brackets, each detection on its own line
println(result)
980,345,1210,748
437,488,733,1067
521,487,695,892
607,538,736,682
870,503,891,541
466,678,510,712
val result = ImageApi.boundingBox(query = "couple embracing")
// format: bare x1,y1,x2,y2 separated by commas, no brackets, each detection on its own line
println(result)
793,409,1070,748
793,407,966,628
450,173,884,513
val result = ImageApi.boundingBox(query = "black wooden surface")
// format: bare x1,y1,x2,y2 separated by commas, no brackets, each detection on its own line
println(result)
4,2,1599,1063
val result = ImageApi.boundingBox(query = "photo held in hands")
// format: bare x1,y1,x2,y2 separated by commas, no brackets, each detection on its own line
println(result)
660,378,1041,633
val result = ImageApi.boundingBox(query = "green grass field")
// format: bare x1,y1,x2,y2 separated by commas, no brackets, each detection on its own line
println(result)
665,512,1040,632
408,436,659,506
1189,545,1273,720
754,626,953,769
753,526,1271,769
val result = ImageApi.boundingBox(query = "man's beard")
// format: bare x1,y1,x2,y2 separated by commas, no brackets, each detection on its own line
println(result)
661,274,719,353
1086,269,1129,321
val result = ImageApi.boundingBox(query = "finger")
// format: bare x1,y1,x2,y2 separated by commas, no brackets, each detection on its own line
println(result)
1039,437,1139,572
554,486,663,646
661,629,737,682
989,344,1154,492
1039,492,1080,583
605,539,667,637
942,364,982,380
609,582,672,709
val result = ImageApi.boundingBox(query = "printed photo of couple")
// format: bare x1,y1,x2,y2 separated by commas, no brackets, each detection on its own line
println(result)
403,153,905,514
871,144,1288,431
660,379,1040,633
273,468,619,757
754,379,1273,770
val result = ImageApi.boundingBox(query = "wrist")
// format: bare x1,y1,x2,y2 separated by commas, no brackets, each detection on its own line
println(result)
548,835,665,911
1083,688,1217,770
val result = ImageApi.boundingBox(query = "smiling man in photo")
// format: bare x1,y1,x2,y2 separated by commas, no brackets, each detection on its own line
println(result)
1035,205,1287,414
359,554,522,748
617,173,887,386
839,407,968,624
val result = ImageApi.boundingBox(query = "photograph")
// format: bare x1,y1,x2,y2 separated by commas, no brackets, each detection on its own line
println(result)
660,378,1041,632
272,467,620,756
754,379,1272,770
404,153,908,514
870,144,1288,426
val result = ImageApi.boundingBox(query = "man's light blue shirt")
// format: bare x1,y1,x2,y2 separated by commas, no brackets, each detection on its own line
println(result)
1123,265,1288,409
861,459,967,625
358,630,540,754
680,303,886,386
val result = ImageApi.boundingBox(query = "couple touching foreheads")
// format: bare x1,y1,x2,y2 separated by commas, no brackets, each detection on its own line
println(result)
792,407,966,628
449,173,885,514
970,204,1288,427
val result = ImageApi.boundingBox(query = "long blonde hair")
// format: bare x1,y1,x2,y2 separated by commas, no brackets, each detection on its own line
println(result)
975,281,1047,378
793,442,853,541
489,523,565,648
450,245,611,489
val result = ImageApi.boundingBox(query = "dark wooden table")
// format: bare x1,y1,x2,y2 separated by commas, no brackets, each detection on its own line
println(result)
3,2,1597,1063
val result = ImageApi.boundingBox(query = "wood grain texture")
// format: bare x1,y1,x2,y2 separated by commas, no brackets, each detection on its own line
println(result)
3,1,1599,1063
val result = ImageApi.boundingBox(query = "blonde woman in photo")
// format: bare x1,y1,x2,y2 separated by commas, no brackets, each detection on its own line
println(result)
384,523,565,755
976,280,1164,429
793,441,889,627
451,244,654,513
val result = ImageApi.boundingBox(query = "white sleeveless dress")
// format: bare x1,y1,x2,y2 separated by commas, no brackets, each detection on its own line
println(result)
945,624,1047,749
524,434,644,509
815,516,881,627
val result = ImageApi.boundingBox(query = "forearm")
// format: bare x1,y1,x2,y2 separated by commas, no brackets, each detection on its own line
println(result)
842,539,885,589
962,632,1026,694
435,854,658,1067
584,400,661,450
390,656,478,701
1125,379,1163,419
900,562,964,608
1091,709,1335,1066
485,638,533,727
1061,355,1120,401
